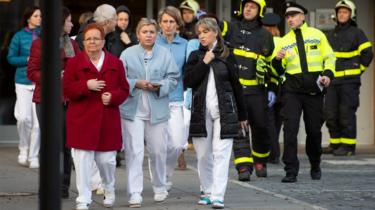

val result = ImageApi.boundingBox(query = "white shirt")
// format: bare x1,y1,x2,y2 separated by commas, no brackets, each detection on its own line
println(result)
206,66,219,119
135,51,153,120
92,51,105,71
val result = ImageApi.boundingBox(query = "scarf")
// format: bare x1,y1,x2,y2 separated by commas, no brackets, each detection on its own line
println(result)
60,34,75,58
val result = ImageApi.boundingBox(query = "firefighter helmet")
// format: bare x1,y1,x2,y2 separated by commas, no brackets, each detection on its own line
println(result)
335,0,356,20
235,0,267,18
180,0,200,16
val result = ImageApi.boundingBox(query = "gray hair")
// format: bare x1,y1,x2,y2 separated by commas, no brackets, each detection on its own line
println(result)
136,18,158,34
196,17,229,58
93,4,116,23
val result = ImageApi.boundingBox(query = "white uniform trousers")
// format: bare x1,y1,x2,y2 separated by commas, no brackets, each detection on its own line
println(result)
72,149,116,204
193,114,233,202
122,118,168,197
14,84,40,162
165,104,186,179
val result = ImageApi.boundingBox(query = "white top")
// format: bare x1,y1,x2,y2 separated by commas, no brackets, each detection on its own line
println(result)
135,51,153,120
206,65,219,119
92,51,105,71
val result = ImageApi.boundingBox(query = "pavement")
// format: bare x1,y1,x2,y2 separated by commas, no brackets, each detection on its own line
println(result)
0,145,374,210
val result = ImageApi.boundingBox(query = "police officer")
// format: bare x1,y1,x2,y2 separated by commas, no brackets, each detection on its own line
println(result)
272,2,336,183
323,0,373,156
226,0,274,181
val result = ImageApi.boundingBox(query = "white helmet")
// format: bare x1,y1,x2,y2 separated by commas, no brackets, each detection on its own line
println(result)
335,0,356,20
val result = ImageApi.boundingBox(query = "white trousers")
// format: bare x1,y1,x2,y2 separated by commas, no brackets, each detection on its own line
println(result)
193,114,233,202
14,84,40,162
165,104,186,179
72,149,116,204
122,118,168,197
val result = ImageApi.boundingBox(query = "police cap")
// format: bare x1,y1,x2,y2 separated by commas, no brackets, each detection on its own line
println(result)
261,13,281,26
284,1,308,17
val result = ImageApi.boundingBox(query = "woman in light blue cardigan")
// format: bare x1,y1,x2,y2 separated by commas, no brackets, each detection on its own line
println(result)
156,6,188,186
119,18,179,207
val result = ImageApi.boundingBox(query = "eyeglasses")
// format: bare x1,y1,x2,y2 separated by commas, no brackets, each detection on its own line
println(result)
83,37,103,42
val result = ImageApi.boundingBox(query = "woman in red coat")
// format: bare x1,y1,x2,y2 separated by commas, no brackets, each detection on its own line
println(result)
27,7,80,198
63,23,129,210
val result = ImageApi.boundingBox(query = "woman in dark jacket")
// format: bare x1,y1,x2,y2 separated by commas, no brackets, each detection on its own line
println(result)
27,6,80,199
106,5,138,57
184,17,247,209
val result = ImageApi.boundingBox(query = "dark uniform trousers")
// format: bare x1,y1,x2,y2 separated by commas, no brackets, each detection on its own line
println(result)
245,93,270,164
268,101,282,161
325,83,359,150
282,92,324,176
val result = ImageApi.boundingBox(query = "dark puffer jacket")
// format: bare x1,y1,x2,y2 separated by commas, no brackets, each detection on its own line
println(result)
184,44,247,139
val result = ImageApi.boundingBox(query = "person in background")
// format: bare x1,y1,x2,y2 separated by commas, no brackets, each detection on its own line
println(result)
106,5,138,58
178,0,201,170
156,5,188,189
75,4,117,50
27,6,80,198
63,23,129,210
260,12,283,164
7,6,41,169
226,0,274,181
184,17,247,209
179,0,200,41
323,0,373,156
78,11,93,26
119,18,179,207
272,1,335,183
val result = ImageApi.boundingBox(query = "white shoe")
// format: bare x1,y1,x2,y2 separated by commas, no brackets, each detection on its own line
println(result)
76,202,89,210
166,181,172,191
103,191,115,208
154,191,168,202
18,156,28,166
29,160,39,169
128,193,142,208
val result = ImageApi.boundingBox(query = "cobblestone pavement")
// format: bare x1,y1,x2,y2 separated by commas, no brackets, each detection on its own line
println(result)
1,145,374,210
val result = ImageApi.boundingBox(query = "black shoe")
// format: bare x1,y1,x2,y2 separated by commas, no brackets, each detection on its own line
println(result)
310,167,322,180
333,145,355,156
255,163,267,177
281,174,297,183
238,169,251,182
322,146,335,154
61,189,69,199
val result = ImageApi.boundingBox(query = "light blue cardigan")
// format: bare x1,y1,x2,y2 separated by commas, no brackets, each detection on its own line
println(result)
156,33,187,102
119,43,180,124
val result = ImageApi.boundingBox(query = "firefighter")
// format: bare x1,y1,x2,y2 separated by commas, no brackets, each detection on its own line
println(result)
272,2,336,183
226,0,274,181
323,0,373,156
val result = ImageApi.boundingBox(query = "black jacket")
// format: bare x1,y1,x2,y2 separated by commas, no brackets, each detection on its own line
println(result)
326,21,373,85
106,27,138,57
225,19,274,95
184,44,247,139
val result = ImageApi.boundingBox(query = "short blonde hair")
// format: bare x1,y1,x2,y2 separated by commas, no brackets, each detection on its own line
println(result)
158,6,184,30
136,18,158,34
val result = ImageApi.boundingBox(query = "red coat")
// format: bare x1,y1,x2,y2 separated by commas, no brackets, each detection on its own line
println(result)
63,51,129,151
27,38,81,103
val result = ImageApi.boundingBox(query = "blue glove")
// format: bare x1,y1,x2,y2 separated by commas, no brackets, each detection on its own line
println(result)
268,91,276,108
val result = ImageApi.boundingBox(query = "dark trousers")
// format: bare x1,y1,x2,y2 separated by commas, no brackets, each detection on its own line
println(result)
325,83,359,149
268,101,282,161
36,103,72,191
233,93,270,171
282,92,324,176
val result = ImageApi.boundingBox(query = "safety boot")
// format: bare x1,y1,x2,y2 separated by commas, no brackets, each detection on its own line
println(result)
322,144,340,154
237,167,251,182
255,163,267,178
333,145,355,156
